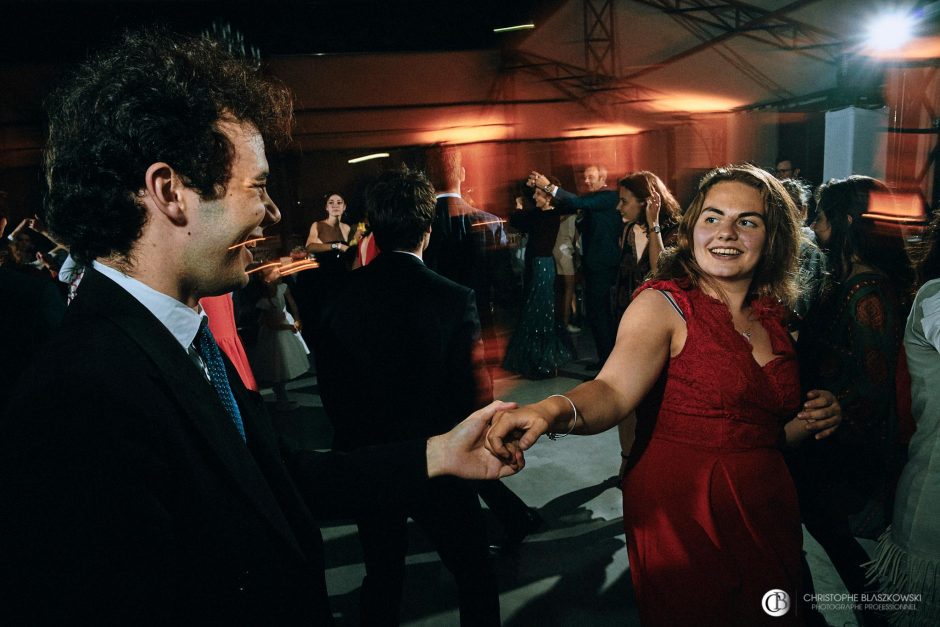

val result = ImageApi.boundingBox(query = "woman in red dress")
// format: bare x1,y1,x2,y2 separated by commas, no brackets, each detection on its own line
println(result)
487,164,843,626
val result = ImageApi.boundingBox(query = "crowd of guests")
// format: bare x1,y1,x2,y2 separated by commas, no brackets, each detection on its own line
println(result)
2,26,939,627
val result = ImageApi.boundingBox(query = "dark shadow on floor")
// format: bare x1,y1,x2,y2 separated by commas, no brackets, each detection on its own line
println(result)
324,476,634,625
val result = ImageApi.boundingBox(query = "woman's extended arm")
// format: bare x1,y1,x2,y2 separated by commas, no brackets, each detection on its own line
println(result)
305,222,350,254
486,288,682,458
645,190,665,274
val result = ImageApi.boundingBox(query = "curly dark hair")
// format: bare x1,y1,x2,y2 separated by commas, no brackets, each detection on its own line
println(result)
655,163,802,306
44,28,293,263
366,165,436,252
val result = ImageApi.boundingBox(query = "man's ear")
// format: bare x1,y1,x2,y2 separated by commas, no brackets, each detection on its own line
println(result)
143,162,187,226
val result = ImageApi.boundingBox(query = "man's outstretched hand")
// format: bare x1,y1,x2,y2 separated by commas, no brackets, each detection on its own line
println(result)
427,400,524,480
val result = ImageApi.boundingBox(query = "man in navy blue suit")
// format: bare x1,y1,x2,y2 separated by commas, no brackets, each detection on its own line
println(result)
529,166,621,367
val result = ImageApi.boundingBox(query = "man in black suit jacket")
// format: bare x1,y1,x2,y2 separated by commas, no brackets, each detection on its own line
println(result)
424,146,508,353
319,167,499,626
529,166,621,366
0,30,521,626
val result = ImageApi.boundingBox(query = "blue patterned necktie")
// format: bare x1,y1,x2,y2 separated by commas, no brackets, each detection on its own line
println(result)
193,317,246,442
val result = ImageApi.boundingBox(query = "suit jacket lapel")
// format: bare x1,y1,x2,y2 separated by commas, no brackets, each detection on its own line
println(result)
74,270,303,556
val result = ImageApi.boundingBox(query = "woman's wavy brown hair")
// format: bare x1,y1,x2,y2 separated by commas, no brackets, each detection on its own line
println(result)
617,170,681,230
654,163,802,306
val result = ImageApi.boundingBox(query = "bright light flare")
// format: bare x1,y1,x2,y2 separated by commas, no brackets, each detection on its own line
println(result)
493,23,535,33
866,11,917,51
276,259,320,276
647,94,743,113
471,219,505,228
348,152,390,164
228,237,266,250
417,122,511,145
562,124,642,138
246,261,281,275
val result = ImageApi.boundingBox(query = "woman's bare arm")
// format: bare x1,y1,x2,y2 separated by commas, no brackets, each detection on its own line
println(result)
486,289,683,457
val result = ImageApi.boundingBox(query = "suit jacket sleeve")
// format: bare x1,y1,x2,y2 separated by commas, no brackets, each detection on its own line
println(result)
2,367,183,623
553,187,615,214
281,439,430,521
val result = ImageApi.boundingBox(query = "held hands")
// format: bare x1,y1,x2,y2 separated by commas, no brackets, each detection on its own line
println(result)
427,401,524,480
796,389,842,440
484,404,553,462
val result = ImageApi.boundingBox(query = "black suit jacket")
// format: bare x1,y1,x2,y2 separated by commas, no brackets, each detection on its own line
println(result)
319,252,490,451
0,268,428,626
553,187,621,270
424,195,508,307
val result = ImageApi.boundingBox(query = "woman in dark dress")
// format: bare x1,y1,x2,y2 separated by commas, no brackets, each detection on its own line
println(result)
613,171,681,322
296,192,360,342
305,192,359,269
503,183,573,378
487,164,843,626
793,176,911,625
611,171,680,473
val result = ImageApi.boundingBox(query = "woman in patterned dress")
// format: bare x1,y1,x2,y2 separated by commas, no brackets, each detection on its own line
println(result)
503,183,573,378
793,176,911,625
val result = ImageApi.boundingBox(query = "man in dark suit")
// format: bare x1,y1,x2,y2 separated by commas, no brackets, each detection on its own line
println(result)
529,166,621,366
319,166,499,626
425,147,542,555
425,146,509,357
0,30,521,626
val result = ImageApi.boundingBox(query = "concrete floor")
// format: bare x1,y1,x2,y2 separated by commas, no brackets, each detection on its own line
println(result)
264,350,871,626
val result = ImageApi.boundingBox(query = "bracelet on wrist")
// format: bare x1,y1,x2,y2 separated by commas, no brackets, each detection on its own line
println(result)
547,394,579,440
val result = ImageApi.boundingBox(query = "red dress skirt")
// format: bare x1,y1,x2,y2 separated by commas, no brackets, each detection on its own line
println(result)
622,280,803,626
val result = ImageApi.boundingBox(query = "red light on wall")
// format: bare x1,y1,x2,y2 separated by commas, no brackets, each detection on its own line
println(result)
864,191,927,223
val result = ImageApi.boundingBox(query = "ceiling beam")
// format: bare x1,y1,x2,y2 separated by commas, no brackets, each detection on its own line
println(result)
625,0,843,79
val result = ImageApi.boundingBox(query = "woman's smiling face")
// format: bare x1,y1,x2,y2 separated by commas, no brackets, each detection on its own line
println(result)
692,181,767,287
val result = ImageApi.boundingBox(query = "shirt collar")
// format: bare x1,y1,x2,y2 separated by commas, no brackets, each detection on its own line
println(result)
389,250,424,263
92,261,206,350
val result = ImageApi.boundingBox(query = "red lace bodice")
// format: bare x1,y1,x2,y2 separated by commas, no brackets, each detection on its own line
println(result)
636,279,801,451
